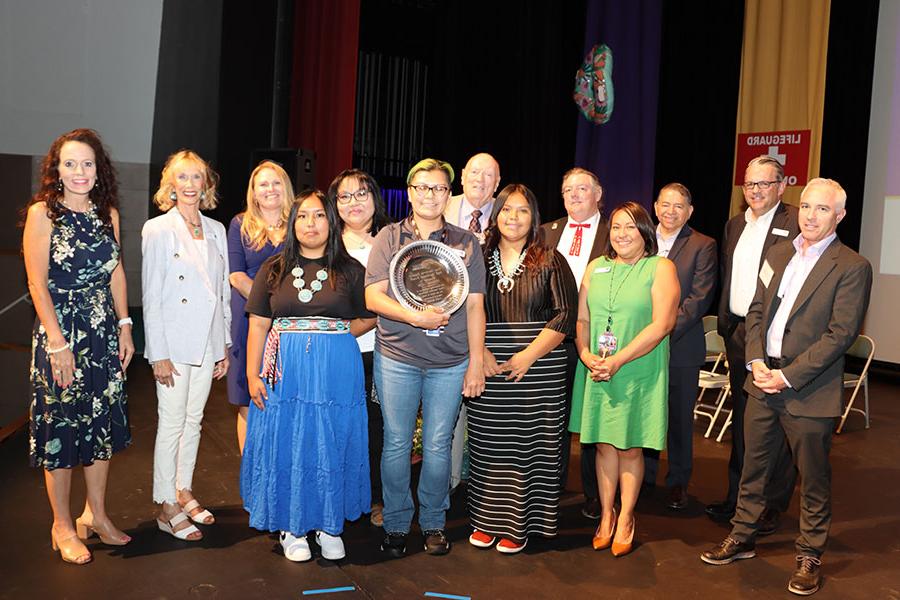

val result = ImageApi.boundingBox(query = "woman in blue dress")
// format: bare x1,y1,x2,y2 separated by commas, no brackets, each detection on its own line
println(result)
241,190,376,562
23,129,134,564
227,161,293,453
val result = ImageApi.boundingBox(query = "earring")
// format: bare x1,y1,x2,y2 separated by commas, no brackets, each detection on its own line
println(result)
200,191,206,201
93,179,101,191
57,179,64,192
169,191,177,201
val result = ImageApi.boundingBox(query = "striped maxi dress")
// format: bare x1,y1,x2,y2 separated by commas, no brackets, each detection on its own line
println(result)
467,249,577,542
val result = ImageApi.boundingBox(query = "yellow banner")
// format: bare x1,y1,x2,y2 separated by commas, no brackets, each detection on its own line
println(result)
730,0,831,216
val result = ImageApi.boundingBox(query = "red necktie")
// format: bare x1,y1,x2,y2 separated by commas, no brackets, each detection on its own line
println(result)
569,223,591,256
468,209,482,234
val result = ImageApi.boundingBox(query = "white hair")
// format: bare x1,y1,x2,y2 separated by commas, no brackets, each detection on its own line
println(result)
801,177,847,210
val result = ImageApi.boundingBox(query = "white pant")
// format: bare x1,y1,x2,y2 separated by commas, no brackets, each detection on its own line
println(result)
152,344,214,504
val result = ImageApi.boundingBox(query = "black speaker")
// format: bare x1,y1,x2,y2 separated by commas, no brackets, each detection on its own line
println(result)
250,148,316,193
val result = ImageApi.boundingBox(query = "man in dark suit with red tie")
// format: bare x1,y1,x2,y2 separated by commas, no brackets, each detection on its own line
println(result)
701,177,872,596
542,167,609,519
707,156,799,530
643,183,717,510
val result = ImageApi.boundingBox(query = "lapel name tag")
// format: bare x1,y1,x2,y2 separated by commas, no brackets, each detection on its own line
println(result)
594,267,612,273
453,248,466,258
759,259,774,288
771,227,790,237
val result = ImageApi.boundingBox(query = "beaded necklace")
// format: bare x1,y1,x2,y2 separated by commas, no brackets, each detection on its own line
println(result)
488,247,526,293
291,263,329,303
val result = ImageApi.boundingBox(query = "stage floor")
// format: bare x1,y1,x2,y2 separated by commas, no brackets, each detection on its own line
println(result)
2,365,898,600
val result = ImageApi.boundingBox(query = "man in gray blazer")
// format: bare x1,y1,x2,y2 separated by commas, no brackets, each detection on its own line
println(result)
444,152,500,492
708,155,799,528
643,183,717,510
701,178,873,596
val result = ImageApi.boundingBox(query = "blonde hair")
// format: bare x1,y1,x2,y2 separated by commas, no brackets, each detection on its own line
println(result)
153,150,220,211
240,161,294,251
406,158,455,185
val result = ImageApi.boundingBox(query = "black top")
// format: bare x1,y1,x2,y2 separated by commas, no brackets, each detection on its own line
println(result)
246,255,374,320
483,248,577,337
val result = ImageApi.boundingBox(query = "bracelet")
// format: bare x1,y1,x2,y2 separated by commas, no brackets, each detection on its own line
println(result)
118,317,134,327
47,342,70,354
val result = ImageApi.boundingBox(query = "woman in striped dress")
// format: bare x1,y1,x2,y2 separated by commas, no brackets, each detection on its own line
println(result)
467,183,577,554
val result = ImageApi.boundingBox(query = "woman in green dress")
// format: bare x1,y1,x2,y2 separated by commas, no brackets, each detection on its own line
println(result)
571,201,679,557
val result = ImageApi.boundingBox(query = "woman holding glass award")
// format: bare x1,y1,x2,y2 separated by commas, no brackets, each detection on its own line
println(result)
365,158,486,559
570,201,678,557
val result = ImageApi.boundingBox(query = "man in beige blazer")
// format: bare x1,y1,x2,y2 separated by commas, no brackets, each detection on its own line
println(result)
701,178,873,596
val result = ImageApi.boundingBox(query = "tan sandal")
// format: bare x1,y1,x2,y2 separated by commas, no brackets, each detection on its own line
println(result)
51,530,92,564
76,516,131,546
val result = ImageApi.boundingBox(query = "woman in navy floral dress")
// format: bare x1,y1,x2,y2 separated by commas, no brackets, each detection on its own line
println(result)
23,129,134,565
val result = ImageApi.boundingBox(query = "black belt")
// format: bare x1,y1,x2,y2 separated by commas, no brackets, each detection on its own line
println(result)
768,356,783,369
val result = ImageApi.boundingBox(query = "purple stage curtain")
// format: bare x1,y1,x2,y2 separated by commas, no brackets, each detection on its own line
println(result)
574,0,663,214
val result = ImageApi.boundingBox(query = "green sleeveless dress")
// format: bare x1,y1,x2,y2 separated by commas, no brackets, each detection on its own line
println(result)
569,255,668,450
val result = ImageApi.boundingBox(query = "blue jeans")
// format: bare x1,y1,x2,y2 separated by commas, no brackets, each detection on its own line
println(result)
374,351,467,533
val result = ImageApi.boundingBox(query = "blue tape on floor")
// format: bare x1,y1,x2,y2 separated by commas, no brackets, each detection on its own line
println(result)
302,586,356,595
424,593,471,600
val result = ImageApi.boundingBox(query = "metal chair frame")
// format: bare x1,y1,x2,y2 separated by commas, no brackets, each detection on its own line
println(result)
836,334,875,434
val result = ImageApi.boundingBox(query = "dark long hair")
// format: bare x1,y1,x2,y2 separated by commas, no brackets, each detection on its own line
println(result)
605,201,658,259
326,168,392,235
266,189,357,290
27,128,119,228
483,183,550,269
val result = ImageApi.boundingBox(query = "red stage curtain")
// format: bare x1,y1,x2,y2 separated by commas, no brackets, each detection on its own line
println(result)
288,0,360,188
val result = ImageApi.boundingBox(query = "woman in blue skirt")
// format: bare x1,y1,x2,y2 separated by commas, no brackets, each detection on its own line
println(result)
241,189,376,562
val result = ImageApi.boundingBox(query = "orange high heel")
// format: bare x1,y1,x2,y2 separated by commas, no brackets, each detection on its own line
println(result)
611,515,635,557
76,517,131,546
592,508,616,551
51,530,92,565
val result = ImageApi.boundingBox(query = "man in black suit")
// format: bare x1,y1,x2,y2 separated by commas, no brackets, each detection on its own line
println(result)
542,167,609,519
701,177,872,596
707,155,798,529
643,183,717,510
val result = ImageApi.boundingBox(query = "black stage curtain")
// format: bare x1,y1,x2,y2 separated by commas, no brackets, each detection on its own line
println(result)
820,0,879,253
424,0,587,223
652,0,745,244
214,1,279,225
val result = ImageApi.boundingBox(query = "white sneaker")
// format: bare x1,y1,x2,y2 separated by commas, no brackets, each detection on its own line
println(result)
280,531,312,562
316,530,346,560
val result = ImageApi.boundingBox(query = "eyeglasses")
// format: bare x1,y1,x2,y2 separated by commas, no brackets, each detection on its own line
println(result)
742,180,782,191
409,183,450,198
336,189,370,204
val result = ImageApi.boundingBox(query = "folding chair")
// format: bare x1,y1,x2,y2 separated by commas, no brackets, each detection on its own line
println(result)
836,334,875,434
694,330,732,439
702,315,720,364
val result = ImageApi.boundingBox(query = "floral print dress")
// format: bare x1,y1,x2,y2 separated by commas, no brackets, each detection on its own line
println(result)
29,206,130,470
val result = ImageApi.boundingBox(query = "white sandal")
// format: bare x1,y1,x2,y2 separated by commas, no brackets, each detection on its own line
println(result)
157,511,203,541
181,499,215,525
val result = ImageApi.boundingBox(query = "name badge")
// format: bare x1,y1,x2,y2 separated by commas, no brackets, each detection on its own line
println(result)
759,259,774,288
594,267,612,273
771,227,790,237
453,248,466,258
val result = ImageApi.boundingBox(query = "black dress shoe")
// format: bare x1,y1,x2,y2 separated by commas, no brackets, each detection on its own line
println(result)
380,531,407,559
788,555,822,595
705,500,736,522
756,508,780,537
581,498,601,520
666,485,688,510
423,529,451,555
700,537,756,565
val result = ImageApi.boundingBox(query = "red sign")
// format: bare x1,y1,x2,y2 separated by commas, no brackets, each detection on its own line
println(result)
734,129,811,186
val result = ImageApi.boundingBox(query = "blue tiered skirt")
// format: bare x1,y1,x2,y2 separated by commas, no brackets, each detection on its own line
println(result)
240,318,370,536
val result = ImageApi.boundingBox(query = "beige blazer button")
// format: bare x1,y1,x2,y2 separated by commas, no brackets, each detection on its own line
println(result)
181,298,188,304
179,275,185,281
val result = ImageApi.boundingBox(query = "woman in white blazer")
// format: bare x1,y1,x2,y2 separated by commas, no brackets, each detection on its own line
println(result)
142,150,231,541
